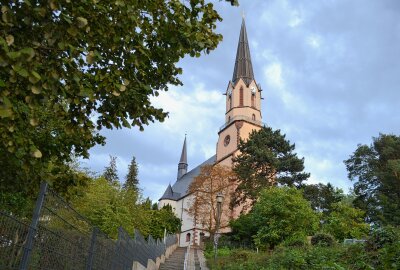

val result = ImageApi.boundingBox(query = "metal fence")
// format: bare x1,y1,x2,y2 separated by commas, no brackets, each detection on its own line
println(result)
0,182,177,270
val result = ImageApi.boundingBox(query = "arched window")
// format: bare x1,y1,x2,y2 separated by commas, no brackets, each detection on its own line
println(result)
239,87,244,106
252,114,256,121
229,96,232,109
186,233,191,242
251,93,255,107
228,116,231,123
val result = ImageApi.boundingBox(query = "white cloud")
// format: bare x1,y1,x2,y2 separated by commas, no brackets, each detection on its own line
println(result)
263,62,307,114
288,9,303,28
265,62,284,89
307,34,321,49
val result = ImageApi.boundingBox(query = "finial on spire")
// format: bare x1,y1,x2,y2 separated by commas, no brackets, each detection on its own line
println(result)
242,10,245,19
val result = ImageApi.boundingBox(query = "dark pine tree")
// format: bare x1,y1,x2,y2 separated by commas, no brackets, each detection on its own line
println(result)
123,156,139,191
233,126,310,206
103,155,119,184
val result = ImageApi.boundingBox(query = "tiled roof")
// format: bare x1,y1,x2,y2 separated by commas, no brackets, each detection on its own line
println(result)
159,155,216,201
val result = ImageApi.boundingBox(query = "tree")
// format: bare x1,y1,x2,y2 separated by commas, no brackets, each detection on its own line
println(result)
232,187,319,250
187,164,237,235
0,105,102,215
143,205,181,240
71,176,180,240
0,0,237,206
233,126,309,206
123,156,139,191
345,134,400,225
103,155,118,184
302,183,344,215
322,201,369,241
71,177,140,239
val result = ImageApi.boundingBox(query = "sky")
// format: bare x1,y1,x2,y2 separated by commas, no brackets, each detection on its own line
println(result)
80,0,400,202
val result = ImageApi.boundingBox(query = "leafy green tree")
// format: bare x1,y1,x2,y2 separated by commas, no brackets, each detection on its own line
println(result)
71,177,141,239
322,201,369,241
102,155,118,184
143,205,181,239
232,187,319,250
0,0,237,207
229,212,258,244
233,126,309,206
345,134,400,225
123,156,139,191
302,183,344,215
0,105,102,215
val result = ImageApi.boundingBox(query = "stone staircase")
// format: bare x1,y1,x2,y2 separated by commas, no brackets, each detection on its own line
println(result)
159,247,186,270
159,247,204,270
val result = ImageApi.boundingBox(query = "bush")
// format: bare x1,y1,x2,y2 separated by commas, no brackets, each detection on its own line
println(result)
267,247,307,269
282,234,309,248
378,241,400,269
311,233,336,247
230,249,253,263
366,226,400,251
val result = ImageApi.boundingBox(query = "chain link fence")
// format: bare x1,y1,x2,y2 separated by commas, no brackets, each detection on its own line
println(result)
0,182,177,270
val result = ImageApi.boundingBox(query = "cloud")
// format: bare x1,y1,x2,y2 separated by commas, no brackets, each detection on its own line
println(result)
83,0,400,202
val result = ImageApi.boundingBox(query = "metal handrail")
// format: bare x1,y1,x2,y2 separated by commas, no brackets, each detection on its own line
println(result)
183,242,191,270
219,115,266,131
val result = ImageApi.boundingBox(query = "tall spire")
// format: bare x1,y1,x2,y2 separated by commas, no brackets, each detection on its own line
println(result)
232,18,255,86
177,136,188,180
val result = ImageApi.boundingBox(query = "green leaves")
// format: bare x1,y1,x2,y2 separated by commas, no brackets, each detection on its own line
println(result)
345,134,400,226
0,0,236,208
233,187,319,250
233,126,310,206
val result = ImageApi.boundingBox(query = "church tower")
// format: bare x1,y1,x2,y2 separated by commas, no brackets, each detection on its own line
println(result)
216,18,263,166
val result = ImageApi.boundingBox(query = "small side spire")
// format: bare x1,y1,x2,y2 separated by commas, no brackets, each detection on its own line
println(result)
232,18,255,86
177,135,188,180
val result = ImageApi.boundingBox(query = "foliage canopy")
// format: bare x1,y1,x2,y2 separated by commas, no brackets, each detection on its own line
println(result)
0,0,236,204
233,126,309,206
123,155,139,191
345,133,400,225
231,187,319,250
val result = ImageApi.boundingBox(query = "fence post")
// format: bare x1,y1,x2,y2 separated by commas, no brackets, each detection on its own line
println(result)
86,227,98,270
19,181,48,270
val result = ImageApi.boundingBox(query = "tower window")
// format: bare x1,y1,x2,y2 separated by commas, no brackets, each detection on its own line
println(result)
252,114,256,121
251,93,255,107
186,233,191,242
229,96,232,109
239,87,243,106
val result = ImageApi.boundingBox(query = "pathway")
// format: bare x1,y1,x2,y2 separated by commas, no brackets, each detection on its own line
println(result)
160,247,207,270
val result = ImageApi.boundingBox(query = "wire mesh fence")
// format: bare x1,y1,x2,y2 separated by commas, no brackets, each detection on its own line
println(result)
0,182,177,270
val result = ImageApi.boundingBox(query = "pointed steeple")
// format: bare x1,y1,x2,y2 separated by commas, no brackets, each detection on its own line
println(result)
232,18,255,86
177,136,188,180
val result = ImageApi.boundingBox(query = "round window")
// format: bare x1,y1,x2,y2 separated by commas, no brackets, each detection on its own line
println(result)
224,135,230,146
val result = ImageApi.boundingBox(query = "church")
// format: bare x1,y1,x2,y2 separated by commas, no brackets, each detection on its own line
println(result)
158,18,264,247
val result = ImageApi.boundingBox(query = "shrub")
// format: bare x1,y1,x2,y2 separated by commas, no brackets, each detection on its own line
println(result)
378,241,400,269
311,233,336,247
267,247,307,269
230,249,253,262
366,226,399,251
282,234,309,248
339,244,375,270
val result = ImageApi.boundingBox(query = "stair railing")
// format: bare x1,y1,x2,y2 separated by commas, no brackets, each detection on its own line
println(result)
183,242,191,270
